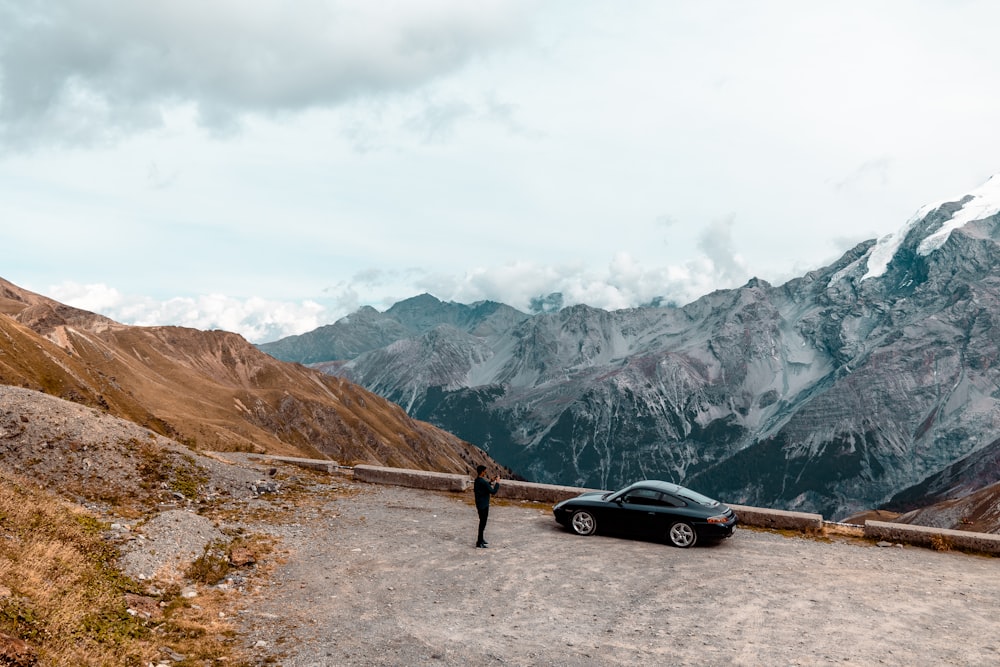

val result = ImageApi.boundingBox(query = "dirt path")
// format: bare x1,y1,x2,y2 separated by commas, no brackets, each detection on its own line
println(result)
234,480,1000,666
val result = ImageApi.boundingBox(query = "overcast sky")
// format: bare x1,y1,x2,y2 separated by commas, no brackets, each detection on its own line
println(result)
3,1,1000,343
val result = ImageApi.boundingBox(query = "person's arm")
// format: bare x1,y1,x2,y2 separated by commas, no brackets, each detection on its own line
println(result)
490,478,500,494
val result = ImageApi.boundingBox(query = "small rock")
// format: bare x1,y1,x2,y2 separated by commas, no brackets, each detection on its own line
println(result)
229,546,256,567
250,480,280,495
0,631,37,667
159,646,186,662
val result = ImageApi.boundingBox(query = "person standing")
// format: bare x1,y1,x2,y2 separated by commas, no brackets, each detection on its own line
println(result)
474,465,500,548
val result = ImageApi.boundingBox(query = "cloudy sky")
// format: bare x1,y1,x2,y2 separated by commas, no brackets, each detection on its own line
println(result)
3,1,1000,343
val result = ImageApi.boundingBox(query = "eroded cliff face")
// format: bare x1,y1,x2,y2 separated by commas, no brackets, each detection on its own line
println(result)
267,186,1000,520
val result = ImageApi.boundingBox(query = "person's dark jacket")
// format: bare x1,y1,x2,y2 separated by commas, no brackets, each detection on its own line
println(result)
474,476,499,510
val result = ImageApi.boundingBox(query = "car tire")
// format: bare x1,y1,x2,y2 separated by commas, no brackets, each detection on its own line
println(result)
667,521,697,548
570,510,597,536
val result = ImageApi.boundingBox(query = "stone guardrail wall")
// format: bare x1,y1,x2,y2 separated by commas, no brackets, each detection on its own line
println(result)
727,504,824,533
352,465,597,502
864,520,1000,555
353,465,468,492
276,462,999,554
253,454,343,474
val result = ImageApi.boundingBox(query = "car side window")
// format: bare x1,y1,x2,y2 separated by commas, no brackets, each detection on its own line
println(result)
660,493,686,507
623,489,663,506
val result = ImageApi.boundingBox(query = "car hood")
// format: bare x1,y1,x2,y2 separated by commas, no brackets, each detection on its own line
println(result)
569,491,608,502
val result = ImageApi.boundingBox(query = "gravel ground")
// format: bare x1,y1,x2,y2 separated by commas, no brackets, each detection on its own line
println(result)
119,510,228,581
231,479,1000,667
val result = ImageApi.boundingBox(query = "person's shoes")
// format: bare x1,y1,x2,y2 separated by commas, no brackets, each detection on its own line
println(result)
476,542,488,548
481,540,489,546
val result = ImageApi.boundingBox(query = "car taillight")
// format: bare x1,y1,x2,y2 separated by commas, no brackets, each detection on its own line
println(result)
706,514,730,524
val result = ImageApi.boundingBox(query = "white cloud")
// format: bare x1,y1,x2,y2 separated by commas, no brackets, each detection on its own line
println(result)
43,234,753,344
47,282,126,315
49,282,327,343
697,216,748,285
410,251,745,316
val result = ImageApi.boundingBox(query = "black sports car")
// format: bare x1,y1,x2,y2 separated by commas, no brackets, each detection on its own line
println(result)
553,480,738,548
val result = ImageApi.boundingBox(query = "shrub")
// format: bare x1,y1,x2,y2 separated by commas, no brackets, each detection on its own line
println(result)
930,534,953,552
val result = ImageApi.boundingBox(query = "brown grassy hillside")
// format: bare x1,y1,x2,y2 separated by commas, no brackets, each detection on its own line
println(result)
0,277,497,474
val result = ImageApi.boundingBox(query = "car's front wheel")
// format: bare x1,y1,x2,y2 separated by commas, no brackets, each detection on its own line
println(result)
667,521,697,548
570,510,597,536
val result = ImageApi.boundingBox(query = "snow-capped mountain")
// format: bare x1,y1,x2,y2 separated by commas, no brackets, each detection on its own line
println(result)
260,175,1000,521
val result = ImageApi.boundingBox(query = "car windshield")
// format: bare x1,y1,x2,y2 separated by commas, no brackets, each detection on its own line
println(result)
674,488,719,507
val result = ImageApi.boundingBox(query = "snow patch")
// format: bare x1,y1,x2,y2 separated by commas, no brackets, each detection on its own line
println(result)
862,174,1000,281
917,174,1000,255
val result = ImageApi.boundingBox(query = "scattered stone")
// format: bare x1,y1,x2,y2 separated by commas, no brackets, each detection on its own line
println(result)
125,593,164,620
251,480,280,495
119,510,226,581
0,631,37,667
229,546,257,567
159,646,186,662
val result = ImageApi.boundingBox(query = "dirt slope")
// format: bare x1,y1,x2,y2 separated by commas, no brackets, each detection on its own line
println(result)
0,276,497,474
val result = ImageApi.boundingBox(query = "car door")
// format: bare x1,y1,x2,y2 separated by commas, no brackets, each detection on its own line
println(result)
616,488,668,538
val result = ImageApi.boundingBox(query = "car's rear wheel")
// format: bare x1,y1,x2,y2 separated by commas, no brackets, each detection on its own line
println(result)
570,510,597,536
667,521,697,548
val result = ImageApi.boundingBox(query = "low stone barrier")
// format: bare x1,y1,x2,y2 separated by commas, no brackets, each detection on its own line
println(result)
351,466,600,502
864,520,1000,555
728,504,824,533
353,465,469,492
253,454,342,474
495,479,602,504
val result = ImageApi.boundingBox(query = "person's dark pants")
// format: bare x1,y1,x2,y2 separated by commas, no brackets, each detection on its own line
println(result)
477,505,489,545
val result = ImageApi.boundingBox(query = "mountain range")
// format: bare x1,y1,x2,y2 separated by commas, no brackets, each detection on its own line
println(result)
260,175,1000,523
0,278,498,475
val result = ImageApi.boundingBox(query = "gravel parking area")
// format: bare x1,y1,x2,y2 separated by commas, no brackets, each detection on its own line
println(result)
234,481,1000,666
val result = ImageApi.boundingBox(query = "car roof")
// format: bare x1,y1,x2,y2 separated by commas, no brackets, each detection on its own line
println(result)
624,480,682,495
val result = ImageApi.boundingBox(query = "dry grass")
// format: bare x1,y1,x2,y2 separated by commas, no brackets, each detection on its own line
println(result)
822,523,865,538
0,470,259,666
930,533,954,552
